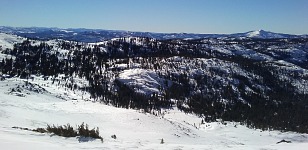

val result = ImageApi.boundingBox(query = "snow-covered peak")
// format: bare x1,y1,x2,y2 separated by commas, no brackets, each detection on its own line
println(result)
245,29,286,38
247,29,265,37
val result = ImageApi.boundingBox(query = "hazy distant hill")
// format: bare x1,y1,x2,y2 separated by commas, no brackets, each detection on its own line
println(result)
0,26,306,42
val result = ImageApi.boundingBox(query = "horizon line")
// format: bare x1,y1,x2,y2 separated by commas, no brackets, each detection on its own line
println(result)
0,25,307,36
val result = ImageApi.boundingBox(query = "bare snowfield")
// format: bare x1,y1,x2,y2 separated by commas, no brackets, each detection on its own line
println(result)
0,33,25,50
118,68,171,96
0,77,308,150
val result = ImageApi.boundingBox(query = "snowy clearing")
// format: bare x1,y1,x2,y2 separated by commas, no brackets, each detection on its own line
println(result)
117,69,171,96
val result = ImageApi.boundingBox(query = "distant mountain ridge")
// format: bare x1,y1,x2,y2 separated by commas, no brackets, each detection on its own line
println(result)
231,29,304,39
0,26,306,42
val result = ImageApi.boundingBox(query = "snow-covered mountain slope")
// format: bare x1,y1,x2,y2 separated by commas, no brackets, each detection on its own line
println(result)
0,33,26,60
0,33,78,61
1,77,308,150
231,30,300,39
247,30,284,38
0,26,306,42
117,68,171,96
0,33,25,50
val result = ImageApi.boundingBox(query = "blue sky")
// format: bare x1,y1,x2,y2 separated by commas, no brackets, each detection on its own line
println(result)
0,0,307,34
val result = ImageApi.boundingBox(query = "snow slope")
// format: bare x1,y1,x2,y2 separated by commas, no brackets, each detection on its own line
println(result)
1,77,308,149
230,30,300,39
246,30,284,38
0,33,25,50
0,33,25,60
118,69,171,96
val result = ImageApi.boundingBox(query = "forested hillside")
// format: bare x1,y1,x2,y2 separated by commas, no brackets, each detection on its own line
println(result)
1,34,308,133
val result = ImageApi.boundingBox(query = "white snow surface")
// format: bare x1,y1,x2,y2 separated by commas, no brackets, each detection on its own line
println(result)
117,68,170,95
0,33,25,50
246,30,285,38
0,33,25,60
0,77,308,149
